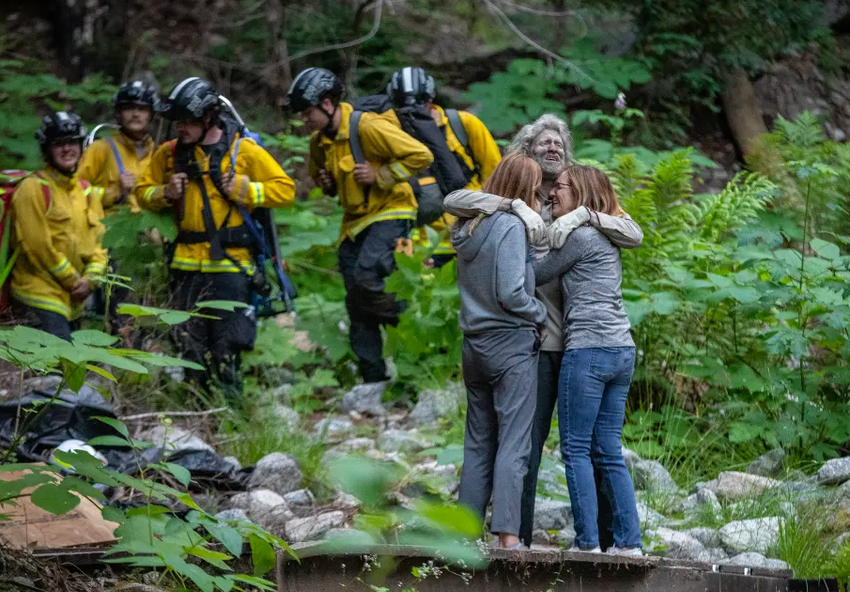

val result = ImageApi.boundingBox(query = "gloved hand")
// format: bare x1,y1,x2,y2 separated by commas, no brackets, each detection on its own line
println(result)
511,200,547,246
548,206,590,249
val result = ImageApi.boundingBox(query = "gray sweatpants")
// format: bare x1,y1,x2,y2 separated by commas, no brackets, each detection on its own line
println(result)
458,329,539,535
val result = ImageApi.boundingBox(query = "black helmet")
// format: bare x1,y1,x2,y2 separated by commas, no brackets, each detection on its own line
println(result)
284,68,343,113
35,111,87,151
114,80,160,112
161,77,220,121
387,67,436,109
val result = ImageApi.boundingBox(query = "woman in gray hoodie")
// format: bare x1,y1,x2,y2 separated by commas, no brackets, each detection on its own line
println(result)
451,153,548,549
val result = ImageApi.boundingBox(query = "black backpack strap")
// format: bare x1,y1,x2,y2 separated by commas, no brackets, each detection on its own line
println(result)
349,110,367,164
444,108,480,180
348,110,370,206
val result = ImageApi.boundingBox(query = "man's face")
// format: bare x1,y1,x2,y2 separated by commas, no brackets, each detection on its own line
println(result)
175,118,205,144
550,171,577,219
50,139,82,173
118,105,152,135
299,98,334,133
531,129,566,177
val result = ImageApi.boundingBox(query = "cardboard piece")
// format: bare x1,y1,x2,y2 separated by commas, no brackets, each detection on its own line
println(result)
0,466,118,549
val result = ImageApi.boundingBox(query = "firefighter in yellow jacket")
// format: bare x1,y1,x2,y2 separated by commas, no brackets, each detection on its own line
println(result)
11,112,107,341
78,80,159,213
136,77,296,398
387,67,501,267
285,68,433,390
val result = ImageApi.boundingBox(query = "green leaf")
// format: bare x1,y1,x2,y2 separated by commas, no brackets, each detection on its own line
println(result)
93,416,129,438
249,534,276,577
196,300,249,311
186,545,233,570
161,463,192,488
413,499,482,538
87,435,132,447
71,330,120,347
207,524,244,557
729,422,763,443
102,505,125,524
63,476,105,500
30,483,80,515
61,360,87,392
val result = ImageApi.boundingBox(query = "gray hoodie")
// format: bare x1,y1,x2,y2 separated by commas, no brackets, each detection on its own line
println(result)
452,211,547,334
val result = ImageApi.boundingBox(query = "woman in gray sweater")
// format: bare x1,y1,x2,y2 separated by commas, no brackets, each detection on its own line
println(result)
451,153,547,549
532,165,641,555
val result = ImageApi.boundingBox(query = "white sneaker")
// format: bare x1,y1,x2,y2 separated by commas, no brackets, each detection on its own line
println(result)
567,546,602,553
607,546,643,556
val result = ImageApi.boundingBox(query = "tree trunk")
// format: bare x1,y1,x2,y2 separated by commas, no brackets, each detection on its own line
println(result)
340,0,374,97
721,66,801,207
54,0,111,81
265,0,293,108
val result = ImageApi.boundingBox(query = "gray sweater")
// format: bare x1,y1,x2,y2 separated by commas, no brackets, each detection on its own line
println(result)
452,211,547,334
533,226,634,350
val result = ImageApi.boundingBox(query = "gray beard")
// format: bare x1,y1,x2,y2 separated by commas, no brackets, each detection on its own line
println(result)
539,159,564,178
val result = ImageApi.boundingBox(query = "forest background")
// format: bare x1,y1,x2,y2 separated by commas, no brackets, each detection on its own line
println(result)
2,0,850,584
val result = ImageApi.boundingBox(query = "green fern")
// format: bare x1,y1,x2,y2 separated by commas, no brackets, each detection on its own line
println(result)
773,112,824,149
697,173,777,242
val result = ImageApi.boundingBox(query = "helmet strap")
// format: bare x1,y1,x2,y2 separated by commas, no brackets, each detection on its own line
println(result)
320,104,338,138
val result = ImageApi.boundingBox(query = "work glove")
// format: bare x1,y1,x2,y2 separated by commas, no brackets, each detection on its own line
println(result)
511,200,547,247
548,206,590,249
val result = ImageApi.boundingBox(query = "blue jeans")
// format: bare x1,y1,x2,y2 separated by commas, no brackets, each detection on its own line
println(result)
559,347,641,549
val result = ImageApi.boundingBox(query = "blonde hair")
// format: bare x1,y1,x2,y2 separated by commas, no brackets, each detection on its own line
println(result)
482,153,542,209
563,165,621,216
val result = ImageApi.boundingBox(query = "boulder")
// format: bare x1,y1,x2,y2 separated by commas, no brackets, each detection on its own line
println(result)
409,382,466,426
636,500,665,529
283,489,315,507
533,498,573,531
532,529,554,545
705,472,779,501
677,488,722,517
555,526,577,547
340,382,387,416
376,429,432,453
719,517,782,554
631,459,679,493
336,437,377,453
748,449,785,478
222,456,242,472
273,405,301,430
412,461,459,496
725,552,790,571
228,489,293,534
138,426,213,452
705,547,729,562
686,527,722,549
247,453,303,495
215,508,249,522
647,527,709,561
285,511,346,543
818,457,850,485
314,417,355,440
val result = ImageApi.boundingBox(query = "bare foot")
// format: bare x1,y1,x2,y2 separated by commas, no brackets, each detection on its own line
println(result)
498,533,520,549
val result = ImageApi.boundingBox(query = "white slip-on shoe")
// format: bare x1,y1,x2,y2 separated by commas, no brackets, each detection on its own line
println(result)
567,546,602,553
607,546,643,556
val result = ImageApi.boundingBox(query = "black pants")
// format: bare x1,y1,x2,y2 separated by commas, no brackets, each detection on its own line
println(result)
519,350,615,549
11,300,78,342
338,219,408,383
169,271,256,400
431,253,456,269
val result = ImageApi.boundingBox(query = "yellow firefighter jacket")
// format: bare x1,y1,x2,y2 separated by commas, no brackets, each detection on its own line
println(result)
78,131,155,212
135,133,295,274
11,168,107,320
308,102,434,242
410,105,501,256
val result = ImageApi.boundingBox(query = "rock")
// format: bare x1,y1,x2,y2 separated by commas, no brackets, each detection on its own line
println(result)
818,457,850,485
283,489,315,507
215,508,249,522
630,459,679,493
677,488,722,517
273,405,301,430
285,511,346,543
314,417,355,439
532,529,554,545
533,498,573,530
686,527,722,549
648,527,709,561
248,453,303,495
409,382,466,426
222,456,242,472
336,437,377,453
340,382,387,416
376,429,432,453
725,552,790,571
138,425,213,452
637,500,664,529
114,585,166,592
705,472,779,501
705,547,729,562
412,461,459,496
748,449,785,477
228,489,293,534
555,526,577,547
837,532,850,547
719,517,782,554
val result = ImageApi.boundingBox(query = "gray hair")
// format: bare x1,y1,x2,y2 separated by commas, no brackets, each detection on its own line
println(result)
506,113,574,163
